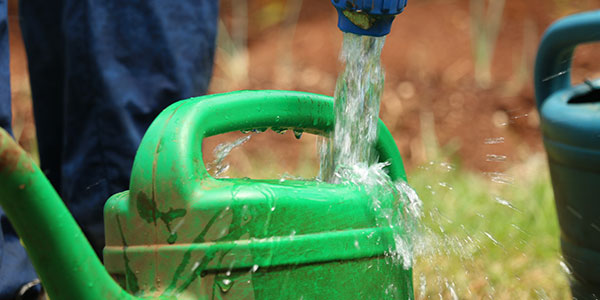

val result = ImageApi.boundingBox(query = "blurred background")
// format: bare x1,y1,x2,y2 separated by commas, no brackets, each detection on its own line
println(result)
8,0,600,298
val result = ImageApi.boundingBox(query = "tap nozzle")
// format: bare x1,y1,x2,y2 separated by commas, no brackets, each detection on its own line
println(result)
331,0,407,37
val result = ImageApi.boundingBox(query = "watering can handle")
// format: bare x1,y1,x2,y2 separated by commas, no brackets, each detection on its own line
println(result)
130,90,406,204
534,10,600,109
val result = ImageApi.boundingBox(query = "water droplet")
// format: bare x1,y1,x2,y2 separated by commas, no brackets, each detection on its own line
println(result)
559,260,572,275
566,205,583,219
493,196,521,212
167,233,177,244
591,223,600,233
542,69,569,82
437,181,454,190
484,137,504,144
272,127,287,134
483,172,514,185
293,129,303,139
418,273,427,298
445,280,459,300
191,262,201,272
510,113,528,120
251,264,259,273
485,154,507,162
216,278,234,293
483,232,503,248
439,162,455,172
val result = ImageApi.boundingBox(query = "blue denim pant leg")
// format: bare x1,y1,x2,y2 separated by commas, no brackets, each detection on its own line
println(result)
19,0,218,258
0,0,40,298
0,209,40,300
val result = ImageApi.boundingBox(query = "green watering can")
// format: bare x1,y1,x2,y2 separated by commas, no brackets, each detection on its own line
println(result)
534,10,600,299
0,90,413,299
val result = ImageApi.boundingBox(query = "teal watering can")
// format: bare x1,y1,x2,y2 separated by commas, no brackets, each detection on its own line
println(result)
534,10,600,299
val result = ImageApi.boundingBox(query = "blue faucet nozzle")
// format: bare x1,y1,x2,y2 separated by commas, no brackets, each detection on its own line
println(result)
331,0,407,37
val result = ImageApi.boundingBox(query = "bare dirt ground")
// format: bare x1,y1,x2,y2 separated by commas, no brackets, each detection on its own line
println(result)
209,0,600,176
9,0,600,176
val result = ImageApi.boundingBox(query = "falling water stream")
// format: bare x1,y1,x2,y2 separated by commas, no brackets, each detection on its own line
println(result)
319,33,386,181
318,32,423,271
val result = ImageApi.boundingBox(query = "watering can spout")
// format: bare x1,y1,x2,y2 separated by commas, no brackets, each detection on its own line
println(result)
0,128,133,299
331,0,407,37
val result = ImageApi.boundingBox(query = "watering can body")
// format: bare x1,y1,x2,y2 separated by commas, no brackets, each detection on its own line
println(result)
0,90,413,299
534,10,600,299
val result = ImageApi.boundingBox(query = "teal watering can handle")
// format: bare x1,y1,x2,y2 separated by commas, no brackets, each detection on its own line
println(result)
130,90,406,205
534,10,600,109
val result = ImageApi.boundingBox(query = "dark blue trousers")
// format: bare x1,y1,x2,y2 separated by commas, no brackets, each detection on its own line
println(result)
0,1,218,298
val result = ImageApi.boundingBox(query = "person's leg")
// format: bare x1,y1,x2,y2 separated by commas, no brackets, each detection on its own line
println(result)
22,0,219,255
0,210,41,300
0,1,41,299
19,0,65,196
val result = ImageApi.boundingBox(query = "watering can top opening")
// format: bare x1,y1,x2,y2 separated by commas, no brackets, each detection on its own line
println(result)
534,10,600,151
331,0,407,37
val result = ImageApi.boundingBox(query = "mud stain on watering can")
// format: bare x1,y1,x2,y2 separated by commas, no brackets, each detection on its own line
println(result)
0,136,33,174
136,191,187,244
163,194,263,296
116,215,141,294
163,210,224,296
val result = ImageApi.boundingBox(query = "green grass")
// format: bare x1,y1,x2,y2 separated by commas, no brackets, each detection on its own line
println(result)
409,154,569,299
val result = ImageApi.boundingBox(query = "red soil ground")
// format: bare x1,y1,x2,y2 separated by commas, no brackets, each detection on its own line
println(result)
9,0,600,175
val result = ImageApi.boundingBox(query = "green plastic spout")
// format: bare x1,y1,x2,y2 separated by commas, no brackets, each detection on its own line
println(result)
0,129,142,300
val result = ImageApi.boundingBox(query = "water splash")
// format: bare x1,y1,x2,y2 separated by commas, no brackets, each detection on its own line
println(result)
333,162,423,269
208,135,252,177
